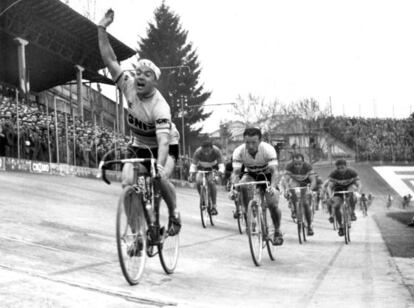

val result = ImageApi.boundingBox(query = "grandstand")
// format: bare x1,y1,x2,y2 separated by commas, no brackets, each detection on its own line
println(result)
0,0,135,167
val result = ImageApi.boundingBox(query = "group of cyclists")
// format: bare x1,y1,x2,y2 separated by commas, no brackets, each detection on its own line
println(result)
98,8,370,247
189,129,369,242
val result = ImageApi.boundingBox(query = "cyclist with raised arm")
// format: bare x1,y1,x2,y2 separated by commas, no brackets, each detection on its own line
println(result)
230,127,283,245
98,9,181,235
327,159,361,236
189,140,225,215
282,153,317,236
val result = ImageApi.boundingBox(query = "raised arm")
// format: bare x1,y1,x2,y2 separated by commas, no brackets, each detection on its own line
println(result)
97,9,122,79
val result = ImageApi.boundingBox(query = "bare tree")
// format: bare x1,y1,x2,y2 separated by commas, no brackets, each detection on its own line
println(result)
281,98,329,163
232,93,281,131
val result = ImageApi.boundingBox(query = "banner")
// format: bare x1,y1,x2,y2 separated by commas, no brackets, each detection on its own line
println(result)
50,163,70,176
5,158,31,172
31,161,50,174
0,157,5,171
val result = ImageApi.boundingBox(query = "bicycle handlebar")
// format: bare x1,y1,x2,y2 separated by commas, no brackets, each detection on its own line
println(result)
233,181,269,188
98,157,157,185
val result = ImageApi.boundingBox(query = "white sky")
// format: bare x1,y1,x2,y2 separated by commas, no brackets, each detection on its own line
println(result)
67,0,414,132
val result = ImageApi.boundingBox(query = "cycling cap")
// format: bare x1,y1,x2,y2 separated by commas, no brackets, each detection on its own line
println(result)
136,59,161,80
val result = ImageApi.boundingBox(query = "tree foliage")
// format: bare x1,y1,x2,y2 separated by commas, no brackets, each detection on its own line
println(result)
137,3,211,154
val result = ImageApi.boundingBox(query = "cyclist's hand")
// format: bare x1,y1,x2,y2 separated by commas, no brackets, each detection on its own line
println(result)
156,164,167,179
229,189,238,200
98,9,114,28
188,173,195,183
283,191,289,199
267,186,277,196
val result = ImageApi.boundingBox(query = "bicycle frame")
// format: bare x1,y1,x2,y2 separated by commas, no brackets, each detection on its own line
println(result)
334,190,353,244
288,186,310,244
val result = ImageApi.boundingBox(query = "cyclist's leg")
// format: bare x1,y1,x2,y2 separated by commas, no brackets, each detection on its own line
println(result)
303,192,314,234
265,190,283,245
158,154,181,235
195,172,203,197
348,185,358,220
208,174,218,214
332,196,344,235
239,174,254,211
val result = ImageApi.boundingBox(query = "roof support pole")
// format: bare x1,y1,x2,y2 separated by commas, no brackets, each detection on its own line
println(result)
14,37,29,100
75,64,84,121
118,87,125,135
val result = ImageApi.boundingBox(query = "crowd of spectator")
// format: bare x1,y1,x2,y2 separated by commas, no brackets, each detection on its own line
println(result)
0,94,128,167
324,116,414,162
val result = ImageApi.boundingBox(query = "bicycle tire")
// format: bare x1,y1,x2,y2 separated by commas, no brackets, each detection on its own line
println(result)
343,203,350,245
208,196,215,226
157,198,179,274
236,200,245,234
116,186,147,285
302,222,307,242
265,208,276,261
200,186,208,228
247,200,263,266
297,199,303,244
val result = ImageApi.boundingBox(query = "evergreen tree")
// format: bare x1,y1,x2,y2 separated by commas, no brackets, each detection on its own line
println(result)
138,3,211,155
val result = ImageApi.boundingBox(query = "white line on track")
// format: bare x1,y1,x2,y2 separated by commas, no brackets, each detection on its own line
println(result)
0,234,113,263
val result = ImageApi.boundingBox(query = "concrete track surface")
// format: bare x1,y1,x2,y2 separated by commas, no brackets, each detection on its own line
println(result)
0,170,413,308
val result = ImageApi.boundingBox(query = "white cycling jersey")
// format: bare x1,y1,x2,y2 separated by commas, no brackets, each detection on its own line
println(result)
232,141,278,174
115,70,179,148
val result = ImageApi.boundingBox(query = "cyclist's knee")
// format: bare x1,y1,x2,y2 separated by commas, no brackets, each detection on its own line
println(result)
121,163,134,187
163,156,175,178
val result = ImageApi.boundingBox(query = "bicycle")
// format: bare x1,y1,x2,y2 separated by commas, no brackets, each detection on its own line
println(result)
234,180,276,266
99,155,179,285
288,186,311,244
334,190,353,244
196,170,217,228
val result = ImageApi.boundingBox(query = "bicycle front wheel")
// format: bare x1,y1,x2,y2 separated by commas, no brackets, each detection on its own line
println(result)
247,200,263,266
157,198,179,274
200,186,209,228
116,186,147,285
236,200,245,234
343,206,350,244
265,208,276,261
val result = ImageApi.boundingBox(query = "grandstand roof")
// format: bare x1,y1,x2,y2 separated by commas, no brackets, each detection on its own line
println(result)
0,0,136,92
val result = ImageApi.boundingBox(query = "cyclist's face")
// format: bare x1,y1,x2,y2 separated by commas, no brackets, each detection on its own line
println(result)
336,165,347,173
201,146,213,156
134,66,156,95
245,135,260,155
293,158,303,169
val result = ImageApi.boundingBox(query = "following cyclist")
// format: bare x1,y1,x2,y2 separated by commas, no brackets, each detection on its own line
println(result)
281,153,317,236
189,140,225,215
98,9,181,235
327,159,361,236
230,127,283,245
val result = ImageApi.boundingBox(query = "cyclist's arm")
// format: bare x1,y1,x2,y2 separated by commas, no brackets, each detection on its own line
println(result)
231,167,242,185
156,132,169,167
189,151,199,174
269,164,279,188
309,173,317,191
216,149,225,174
354,178,362,194
98,25,122,80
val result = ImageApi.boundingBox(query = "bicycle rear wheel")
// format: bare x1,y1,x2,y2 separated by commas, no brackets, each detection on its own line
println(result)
265,208,276,261
236,200,245,234
297,200,304,244
343,206,350,244
208,198,215,226
200,186,209,228
247,200,263,266
116,186,147,285
157,198,179,274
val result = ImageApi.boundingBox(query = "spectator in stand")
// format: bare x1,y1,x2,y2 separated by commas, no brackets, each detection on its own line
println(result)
0,124,6,156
